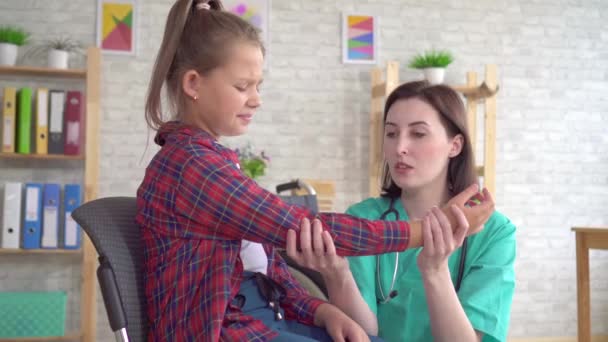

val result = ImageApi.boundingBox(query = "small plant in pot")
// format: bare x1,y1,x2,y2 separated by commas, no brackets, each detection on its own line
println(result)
42,37,84,69
0,26,30,66
408,50,454,85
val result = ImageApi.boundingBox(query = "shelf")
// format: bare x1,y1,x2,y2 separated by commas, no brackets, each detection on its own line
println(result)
0,248,82,255
0,153,84,161
0,65,86,79
452,82,499,100
0,333,81,342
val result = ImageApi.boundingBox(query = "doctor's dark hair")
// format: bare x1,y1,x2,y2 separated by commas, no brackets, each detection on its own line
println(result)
380,81,478,198
145,0,265,130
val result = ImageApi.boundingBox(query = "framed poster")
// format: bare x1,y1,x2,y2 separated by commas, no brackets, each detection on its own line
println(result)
96,0,138,55
342,14,377,64
224,0,270,68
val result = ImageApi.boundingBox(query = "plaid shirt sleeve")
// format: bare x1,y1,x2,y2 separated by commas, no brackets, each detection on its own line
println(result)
174,148,410,256
265,246,326,325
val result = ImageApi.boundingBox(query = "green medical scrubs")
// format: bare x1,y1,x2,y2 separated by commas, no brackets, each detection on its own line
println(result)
346,197,516,342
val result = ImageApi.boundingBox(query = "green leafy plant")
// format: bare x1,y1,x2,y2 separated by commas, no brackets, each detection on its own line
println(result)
236,143,270,180
29,37,84,55
408,50,454,69
43,37,84,53
25,36,85,61
0,26,30,46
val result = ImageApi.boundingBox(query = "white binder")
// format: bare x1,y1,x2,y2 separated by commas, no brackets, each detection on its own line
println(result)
1,182,23,249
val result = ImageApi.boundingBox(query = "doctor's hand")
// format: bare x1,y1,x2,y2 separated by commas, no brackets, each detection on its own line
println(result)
417,206,468,276
286,218,350,278
443,183,494,236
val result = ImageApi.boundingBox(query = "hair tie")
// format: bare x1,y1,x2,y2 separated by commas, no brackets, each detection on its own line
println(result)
196,1,211,10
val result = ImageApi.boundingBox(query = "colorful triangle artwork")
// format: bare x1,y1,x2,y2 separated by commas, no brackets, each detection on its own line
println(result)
350,18,374,31
351,45,374,55
348,50,371,60
345,14,375,61
348,40,369,49
348,28,370,39
229,3,263,30
350,32,374,44
101,3,133,52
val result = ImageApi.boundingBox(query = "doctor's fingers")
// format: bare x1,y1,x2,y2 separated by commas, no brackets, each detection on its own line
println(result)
449,205,469,246
312,219,325,256
428,210,446,255
298,217,313,255
322,230,337,256
286,229,305,265
421,215,434,253
432,206,456,251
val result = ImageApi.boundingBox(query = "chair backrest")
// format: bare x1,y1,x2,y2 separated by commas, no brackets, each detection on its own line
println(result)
292,179,336,212
71,197,148,341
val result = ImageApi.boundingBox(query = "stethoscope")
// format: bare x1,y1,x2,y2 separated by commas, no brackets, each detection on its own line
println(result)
377,197,400,304
376,197,468,304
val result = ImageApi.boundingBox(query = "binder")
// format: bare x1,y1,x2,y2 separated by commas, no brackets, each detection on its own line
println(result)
35,88,49,154
41,183,61,249
1,182,22,249
16,87,32,154
64,91,84,156
48,91,65,154
63,184,82,249
22,183,43,249
2,87,17,153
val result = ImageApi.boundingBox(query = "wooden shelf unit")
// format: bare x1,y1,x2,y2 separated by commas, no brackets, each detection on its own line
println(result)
0,153,84,160
0,248,82,255
0,333,82,342
0,66,86,79
0,47,100,342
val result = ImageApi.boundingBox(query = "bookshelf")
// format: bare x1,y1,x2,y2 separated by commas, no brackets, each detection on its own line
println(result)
0,153,84,160
0,47,100,342
0,334,82,342
0,248,82,255
0,66,87,79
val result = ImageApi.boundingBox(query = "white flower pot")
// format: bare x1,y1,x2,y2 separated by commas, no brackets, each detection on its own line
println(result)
423,67,446,85
48,49,69,69
0,43,18,66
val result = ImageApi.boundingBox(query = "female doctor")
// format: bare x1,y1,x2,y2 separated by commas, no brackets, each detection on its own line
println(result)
287,81,516,342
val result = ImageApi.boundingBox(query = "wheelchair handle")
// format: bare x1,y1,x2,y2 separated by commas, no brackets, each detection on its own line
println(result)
97,256,128,334
275,179,316,195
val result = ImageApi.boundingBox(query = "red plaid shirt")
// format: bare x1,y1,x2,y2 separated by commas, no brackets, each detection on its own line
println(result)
136,122,412,341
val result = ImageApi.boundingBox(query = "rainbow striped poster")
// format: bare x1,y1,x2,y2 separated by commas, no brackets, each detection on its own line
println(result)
96,0,137,55
342,14,377,64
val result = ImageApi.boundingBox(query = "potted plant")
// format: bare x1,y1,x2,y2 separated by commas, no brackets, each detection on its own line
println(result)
39,37,84,69
236,143,271,180
408,50,454,84
0,26,30,66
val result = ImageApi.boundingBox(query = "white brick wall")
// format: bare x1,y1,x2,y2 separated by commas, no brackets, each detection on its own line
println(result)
1,0,607,340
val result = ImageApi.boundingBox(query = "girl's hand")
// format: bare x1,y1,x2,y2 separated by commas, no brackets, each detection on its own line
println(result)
286,218,349,278
417,206,469,276
314,303,371,342
443,184,494,236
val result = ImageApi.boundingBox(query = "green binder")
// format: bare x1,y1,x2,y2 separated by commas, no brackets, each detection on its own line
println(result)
0,291,67,338
16,87,33,154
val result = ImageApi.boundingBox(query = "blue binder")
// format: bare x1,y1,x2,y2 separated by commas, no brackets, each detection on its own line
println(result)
22,183,43,249
41,184,61,249
63,184,82,249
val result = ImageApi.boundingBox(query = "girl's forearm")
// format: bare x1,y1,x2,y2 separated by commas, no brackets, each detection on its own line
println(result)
322,268,379,335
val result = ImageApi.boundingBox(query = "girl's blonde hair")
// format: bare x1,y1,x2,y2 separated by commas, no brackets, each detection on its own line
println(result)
145,0,264,130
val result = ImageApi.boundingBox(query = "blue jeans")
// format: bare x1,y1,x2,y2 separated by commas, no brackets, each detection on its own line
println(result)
237,272,383,341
